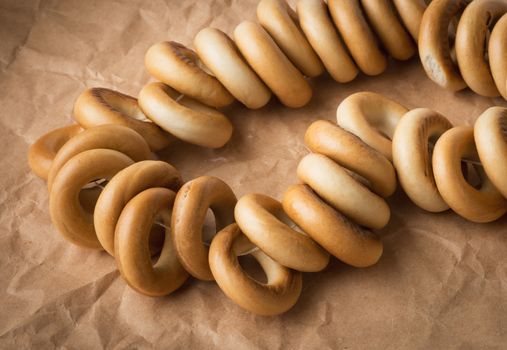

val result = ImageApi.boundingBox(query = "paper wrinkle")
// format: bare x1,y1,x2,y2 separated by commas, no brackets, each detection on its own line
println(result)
2,0,507,348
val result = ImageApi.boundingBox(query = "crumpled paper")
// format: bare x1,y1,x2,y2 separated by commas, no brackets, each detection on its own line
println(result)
1,0,507,348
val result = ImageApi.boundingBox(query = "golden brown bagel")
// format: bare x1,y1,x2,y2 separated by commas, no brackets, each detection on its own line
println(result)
392,0,428,41
336,92,408,161
193,27,272,109
144,41,234,108
328,0,387,76
282,184,383,267
114,187,189,296
297,0,358,83
234,193,330,272
392,108,453,212
360,0,416,60
433,126,507,223
94,160,182,256
233,21,312,108
256,0,324,77
138,82,233,148
47,124,152,192
171,176,237,281
305,119,396,198
73,88,172,151
209,223,302,316
297,153,390,229
489,14,507,99
28,124,81,180
474,106,507,199
49,149,134,249
455,0,507,97
419,0,470,91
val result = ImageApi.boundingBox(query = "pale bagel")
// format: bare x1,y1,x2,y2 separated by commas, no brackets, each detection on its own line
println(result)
144,41,234,108
114,187,189,296
193,27,272,109
138,82,233,148
234,193,330,272
433,126,507,223
297,0,358,83
49,149,134,249
73,88,172,151
455,0,507,97
95,160,182,256
171,176,237,281
488,13,507,100
282,184,383,268
256,0,324,77
28,124,81,180
233,20,312,108
209,223,302,316
336,92,408,161
392,108,453,212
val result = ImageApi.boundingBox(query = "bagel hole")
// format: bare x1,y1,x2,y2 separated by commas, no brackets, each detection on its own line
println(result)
238,254,267,284
202,209,216,246
79,179,108,214
148,218,166,259
461,160,483,189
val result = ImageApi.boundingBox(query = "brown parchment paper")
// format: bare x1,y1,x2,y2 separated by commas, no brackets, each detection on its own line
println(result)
2,0,507,348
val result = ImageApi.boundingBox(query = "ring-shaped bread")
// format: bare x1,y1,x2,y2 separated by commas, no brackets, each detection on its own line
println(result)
488,13,507,100
433,126,507,223
28,124,81,180
474,106,507,198
95,160,182,256
144,41,234,108
305,119,396,198
234,193,330,272
47,124,152,191
49,149,134,249
209,223,302,316
297,153,390,229
171,176,237,281
328,0,387,76
115,187,189,296
392,108,453,212
138,82,233,148
336,92,408,161
256,0,324,77
455,0,507,97
73,88,172,151
193,27,272,109
233,20,312,108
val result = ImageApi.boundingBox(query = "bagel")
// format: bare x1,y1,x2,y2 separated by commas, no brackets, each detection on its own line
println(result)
144,41,234,108
114,187,189,296
256,0,324,77
296,0,357,83
94,160,182,256
171,176,237,281
138,82,233,148
282,184,383,267
28,124,81,180
46,124,152,191
49,149,134,249
304,119,396,198
209,223,302,316
392,108,453,212
234,193,330,272
488,13,507,100
297,153,390,229
233,20,312,108
193,27,272,109
73,88,172,151
474,107,507,199
433,126,507,223
336,92,408,161
455,0,507,97
419,0,469,91
392,0,428,41
328,0,387,76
